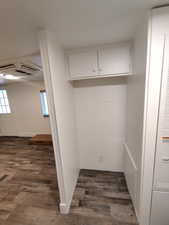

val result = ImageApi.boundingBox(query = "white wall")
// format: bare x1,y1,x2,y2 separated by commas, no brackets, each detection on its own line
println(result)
40,31,79,213
125,17,148,220
0,81,51,136
74,77,127,171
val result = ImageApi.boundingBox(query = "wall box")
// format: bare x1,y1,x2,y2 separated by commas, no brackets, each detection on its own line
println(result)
66,41,133,80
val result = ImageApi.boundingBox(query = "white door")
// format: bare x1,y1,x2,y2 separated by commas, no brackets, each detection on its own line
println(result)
151,36,169,225
68,49,98,79
98,43,131,76
151,191,169,225
154,37,169,191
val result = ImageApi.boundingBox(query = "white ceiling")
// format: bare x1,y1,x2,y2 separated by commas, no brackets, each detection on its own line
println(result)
0,0,168,60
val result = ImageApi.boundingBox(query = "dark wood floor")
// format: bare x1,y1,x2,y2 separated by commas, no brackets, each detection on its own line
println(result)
0,137,138,225
71,169,138,224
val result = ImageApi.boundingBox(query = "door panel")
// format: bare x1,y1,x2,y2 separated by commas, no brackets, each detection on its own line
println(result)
154,37,169,191
151,191,169,225
98,43,131,76
68,49,98,79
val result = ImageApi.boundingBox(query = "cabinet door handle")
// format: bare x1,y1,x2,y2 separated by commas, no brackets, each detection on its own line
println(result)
162,157,169,162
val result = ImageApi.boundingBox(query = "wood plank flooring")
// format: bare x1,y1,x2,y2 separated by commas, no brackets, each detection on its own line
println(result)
0,137,138,225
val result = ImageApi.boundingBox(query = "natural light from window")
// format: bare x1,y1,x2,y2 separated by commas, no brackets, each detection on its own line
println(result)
0,90,11,114
40,90,49,117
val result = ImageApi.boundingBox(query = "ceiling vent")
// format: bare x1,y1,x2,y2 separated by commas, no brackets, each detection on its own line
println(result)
0,61,42,77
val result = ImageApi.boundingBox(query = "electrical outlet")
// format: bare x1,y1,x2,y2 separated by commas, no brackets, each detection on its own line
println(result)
98,155,103,163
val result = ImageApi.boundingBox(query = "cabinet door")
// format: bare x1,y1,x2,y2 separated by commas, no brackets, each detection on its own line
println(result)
98,43,131,76
153,36,169,190
68,49,98,79
150,191,169,225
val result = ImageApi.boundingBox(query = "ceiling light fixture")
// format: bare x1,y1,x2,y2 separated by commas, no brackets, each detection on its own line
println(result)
0,74,20,80
4,74,20,80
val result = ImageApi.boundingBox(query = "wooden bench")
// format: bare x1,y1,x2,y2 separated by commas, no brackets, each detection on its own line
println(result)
29,134,53,145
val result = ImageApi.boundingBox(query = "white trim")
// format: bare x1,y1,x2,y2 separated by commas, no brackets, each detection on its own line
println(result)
59,203,70,214
139,12,166,225
124,143,137,171
139,13,153,225
38,30,67,211
0,132,51,137
59,184,78,214
123,143,139,221
68,73,132,81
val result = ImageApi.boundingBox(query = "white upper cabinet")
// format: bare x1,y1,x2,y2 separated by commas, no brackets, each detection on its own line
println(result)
68,49,98,79
67,42,132,80
98,43,131,76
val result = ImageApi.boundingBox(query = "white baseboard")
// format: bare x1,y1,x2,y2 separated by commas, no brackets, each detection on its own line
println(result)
59,168,80,214
80,167,123,172
123,143,139,221
0,131,51,137
124,143,137,171
59,203,70,214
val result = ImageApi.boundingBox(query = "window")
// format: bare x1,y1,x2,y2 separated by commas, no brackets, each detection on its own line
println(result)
40,90,49,117
0,90,11,114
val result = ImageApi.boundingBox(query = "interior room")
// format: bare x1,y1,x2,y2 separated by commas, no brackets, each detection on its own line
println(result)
0,54,60,222
0,1,169,225
0,54,52,136
38,17,148,224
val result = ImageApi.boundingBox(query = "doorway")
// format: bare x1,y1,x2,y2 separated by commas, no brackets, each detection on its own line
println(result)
0,54,60,223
